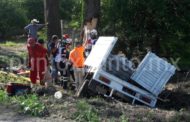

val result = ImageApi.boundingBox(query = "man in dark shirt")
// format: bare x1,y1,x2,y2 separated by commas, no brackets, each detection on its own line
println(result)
48,35,59,83
24,19,46,40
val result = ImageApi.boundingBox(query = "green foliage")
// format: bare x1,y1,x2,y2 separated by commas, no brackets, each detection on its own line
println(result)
72,99,100,122
145,111,154,120
59,0,82,28
1,0,190,68
22,0,44,23
0,41,23,47
13,94,46,116
120,115,129,122
0,0,45,38
0,55,10,67
0,90,10,104
0,71,29,84
100,0,190,69
18,52,27,60
0,90,46,117
169,113,181,122
168,112,190,122
0,1,27,38
38,28,47,41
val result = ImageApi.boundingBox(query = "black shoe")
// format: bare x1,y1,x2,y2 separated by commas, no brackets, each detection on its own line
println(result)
63,82,68,89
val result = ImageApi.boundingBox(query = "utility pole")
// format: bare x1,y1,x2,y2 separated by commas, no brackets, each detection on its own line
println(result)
44,0,47,24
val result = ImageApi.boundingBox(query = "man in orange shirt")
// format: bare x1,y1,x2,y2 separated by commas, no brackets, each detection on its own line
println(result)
69,41,86,91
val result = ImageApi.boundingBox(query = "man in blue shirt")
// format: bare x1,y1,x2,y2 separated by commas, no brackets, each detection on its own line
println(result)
24,19,46,40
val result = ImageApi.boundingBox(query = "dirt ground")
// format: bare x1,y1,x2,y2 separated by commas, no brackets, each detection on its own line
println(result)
39,81,190,121
0,105,73,122
0,80,190,122
1,43,190,122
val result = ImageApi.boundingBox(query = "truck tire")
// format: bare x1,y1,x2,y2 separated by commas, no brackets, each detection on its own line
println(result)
76,80,90,97
88,79,98,91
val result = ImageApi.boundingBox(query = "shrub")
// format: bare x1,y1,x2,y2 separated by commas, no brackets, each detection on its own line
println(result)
0,1,27,38
0,90,47,117
72,99,100,122
0,90,10,104
13,94,47,116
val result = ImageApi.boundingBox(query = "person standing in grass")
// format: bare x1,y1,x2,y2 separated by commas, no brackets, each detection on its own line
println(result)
47,35,59,84
69,40,87,91
37,39,50,86
24,19,47,40
27,38,47,87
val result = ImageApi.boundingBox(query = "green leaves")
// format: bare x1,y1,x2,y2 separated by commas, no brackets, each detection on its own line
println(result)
0,90,10,104
0,90,47,117
18,94,46,116
22,0,44,23
0,0,27,37
0,71,29,84
72,100,100,122
59,0,82,28
100,0,190,68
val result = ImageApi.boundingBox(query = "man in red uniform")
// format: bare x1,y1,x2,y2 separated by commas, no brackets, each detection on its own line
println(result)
27,38,47,85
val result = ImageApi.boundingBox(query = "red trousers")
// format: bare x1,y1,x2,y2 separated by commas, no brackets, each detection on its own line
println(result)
27,42,47,84
30,58,47,84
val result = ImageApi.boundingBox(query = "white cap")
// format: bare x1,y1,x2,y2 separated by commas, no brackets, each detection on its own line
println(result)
31,19,39,24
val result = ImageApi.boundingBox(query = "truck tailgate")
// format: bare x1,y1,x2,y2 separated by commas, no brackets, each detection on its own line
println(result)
131,52,176,96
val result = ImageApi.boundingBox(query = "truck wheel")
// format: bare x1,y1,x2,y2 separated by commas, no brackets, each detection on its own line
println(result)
88,79,98,91
76,80,90,97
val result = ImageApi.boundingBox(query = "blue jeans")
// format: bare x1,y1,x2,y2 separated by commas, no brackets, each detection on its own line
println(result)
51,58,58,79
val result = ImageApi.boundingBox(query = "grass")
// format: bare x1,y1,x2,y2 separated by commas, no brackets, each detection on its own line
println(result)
13,94,47,116
120,115,129,122
0,36,27,49
72,99,100,122
0,37,27,69
0,39,25,47
0,71,30,84
0,55,10,66
168,112,190,122
145,111,154,120
18,51,27,59
0,90,47,117
0,41,21,47
0,90,10,104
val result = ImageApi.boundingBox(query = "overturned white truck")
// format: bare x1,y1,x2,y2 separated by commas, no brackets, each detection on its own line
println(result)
79,37,176,107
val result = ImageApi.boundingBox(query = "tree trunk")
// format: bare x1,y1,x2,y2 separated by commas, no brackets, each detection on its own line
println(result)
84,0,100,30
80,0,100,41
45,0,61,40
